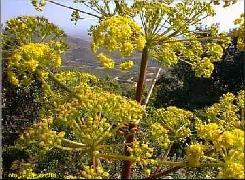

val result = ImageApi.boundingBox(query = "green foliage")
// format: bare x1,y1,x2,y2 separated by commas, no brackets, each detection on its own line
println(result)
152,38,244,110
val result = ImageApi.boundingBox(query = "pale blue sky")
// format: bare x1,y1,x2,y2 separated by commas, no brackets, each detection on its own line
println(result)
1,0,244,39
1,0,98,39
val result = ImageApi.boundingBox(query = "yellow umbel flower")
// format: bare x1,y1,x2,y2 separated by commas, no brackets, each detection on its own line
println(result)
7,43,63,86
7,71,19,86
91,16,145,57
24,59,39,72
150,123,170,149
197,123,221,141
186,143,204,167
81,165,109,179
218,162,244,179
120,60,134,71
97,53,115,69
192,57,214,78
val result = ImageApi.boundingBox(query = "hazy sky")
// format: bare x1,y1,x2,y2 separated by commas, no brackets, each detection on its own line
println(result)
1,0,244,39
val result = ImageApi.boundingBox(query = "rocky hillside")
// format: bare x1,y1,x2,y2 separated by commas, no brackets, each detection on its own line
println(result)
62,36,168,87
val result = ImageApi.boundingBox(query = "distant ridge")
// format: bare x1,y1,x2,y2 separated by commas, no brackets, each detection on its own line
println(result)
63,36,167,87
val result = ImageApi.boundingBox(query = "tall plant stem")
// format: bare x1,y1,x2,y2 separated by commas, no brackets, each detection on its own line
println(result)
135,47,149,103
121,47,148,179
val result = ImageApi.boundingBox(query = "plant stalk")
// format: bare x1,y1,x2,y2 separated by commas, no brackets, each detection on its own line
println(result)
121,47,148,179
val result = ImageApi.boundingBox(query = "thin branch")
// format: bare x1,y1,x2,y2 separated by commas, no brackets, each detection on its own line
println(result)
153,18,169,36
178,59,193,65
55,145,88,151
104,1,111,14
90,1,108,17
46,0,101,19
98,143,132,149
83,1,101,14
62,138,87,148
143,67,161,106
140,12,147,36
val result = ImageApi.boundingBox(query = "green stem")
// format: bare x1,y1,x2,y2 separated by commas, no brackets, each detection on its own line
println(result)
55,145,88,152
158,160,185,167
98,143,132,149
62,138,87,148
203,156,221,163
199,162,224,168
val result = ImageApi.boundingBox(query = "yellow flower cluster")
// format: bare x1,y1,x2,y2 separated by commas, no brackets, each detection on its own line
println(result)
152,33,224,78
7,43,62,86
7,71,19,86
16,118,65,152
220,129,244,149
120,60,134,71
206,92,241,129
38,70,99,115
219,162,244,179
188,39,224,77
218,148,244,178
24,59,39,72
127,141,155,167
63,115,112,147
197,123,244,150
81,165,109,179
236,90,244,109
56,84,145,130
155,106,193,130
148,106,193,151
91,16,145,57
233,14,245,51
150,123,170,149
152,46,178,67
4,16,66,47
198,126,244,178
97,53,115,68
186,143,204,167
206,43,224,62
195,90,244,179
168,1,216,33
197,123,221,142
55,70,98,88
153,106,193,140
192,57,214,78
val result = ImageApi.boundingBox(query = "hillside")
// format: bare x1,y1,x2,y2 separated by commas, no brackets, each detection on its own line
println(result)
63,36,168,87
